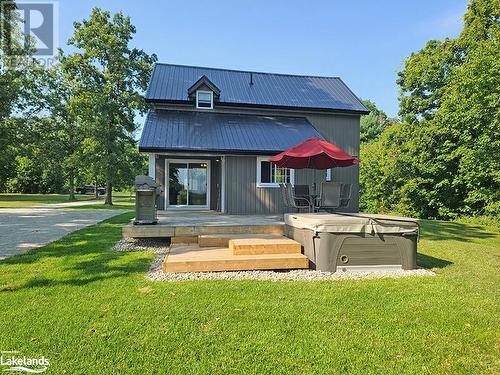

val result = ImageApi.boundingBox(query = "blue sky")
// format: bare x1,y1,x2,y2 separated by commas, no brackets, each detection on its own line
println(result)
58,0,468,117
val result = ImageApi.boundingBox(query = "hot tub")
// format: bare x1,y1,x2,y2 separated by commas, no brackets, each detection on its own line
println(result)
284,213,419,272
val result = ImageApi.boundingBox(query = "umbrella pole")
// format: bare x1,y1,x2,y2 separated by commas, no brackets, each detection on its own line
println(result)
313,169,317,194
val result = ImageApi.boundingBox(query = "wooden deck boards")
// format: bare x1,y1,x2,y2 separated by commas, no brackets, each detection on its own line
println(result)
163,245,309,273
125,211,309,273
198,233,280,247
123,214,284,238
229,237,301,255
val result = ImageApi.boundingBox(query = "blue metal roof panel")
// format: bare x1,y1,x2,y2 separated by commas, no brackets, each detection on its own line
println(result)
139,110,323,154
145,64,369,113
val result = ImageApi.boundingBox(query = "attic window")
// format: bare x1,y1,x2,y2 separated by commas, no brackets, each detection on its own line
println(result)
196,90,213,109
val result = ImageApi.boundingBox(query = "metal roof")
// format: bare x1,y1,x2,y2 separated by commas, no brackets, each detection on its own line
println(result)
139,110,323,154
145,64,369,114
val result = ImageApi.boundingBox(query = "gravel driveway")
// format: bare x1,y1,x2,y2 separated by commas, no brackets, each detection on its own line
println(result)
0,207,124,259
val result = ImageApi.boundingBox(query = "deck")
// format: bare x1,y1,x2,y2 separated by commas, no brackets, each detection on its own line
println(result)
123,211,309,273
122,210,285,238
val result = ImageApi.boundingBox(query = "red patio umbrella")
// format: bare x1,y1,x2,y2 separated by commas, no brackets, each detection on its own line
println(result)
271,137,359,169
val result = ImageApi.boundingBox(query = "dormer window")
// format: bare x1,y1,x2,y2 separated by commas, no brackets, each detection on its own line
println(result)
188,76,220,110
196,90,213,109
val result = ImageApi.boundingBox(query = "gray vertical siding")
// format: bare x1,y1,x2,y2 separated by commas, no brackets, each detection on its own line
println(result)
303,113,360,212
150,106,360,214
223,113,360,214
224,156,292,215
210,159,221,211
155,156,166,210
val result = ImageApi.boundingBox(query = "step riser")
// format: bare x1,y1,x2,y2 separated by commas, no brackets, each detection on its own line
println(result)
198,237,230,247
124,224,283,239
229,237,302,255
171,236,198,245
230,243,301,255
163,257,309,273
198,234,284,248
177,225,284,236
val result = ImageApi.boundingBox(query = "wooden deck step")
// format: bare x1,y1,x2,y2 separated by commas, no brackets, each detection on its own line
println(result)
171,236,198,244
123,223,284,238
229,237,302,255
198,233,281,248
163,245,309,273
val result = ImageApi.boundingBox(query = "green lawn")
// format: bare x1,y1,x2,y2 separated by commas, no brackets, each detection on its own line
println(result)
0,193,134,208
0,193,95,208
0,214,498,374
64,200,135,210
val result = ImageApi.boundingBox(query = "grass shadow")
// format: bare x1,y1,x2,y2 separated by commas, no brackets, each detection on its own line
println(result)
0,193,94,208
417,252,453,269
0,212,152,291
420,220,498,242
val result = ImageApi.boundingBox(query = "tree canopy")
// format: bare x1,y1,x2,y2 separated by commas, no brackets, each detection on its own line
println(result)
62,8,157,204
359,100,389,143
360,0,499,219
0,5,155,201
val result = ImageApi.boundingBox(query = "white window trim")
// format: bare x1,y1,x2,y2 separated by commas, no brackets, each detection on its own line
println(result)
326,168,332,182
221,156,226,213
148,153,156,180
196,90,213,109
165,159,211,209
256,156,295,188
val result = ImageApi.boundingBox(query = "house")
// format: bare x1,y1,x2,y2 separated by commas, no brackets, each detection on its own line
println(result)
139,63,369,214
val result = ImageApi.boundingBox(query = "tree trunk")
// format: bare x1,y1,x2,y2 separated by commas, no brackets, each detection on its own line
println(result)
94,175,99,200
104,120,113,206
68,170,75,201
105,180,112,205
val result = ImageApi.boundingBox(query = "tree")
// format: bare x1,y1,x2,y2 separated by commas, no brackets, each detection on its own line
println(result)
360,100,389,143
62,8,156,204
0,0,26,120
430,3,500,216
40,63,84,200
6,116,65,193
362,0,500,219
0,0,32,190
396,39,457,124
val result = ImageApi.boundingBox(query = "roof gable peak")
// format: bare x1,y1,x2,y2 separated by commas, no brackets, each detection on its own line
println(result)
187,75,221,97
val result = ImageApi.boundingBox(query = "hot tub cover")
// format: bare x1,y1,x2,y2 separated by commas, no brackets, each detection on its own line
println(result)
284,213,419,234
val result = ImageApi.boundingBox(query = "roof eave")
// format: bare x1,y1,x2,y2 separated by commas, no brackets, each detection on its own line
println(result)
138,146,287,155
144,98,370,115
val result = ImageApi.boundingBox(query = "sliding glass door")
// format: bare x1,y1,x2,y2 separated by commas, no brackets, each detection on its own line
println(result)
168,160,209,208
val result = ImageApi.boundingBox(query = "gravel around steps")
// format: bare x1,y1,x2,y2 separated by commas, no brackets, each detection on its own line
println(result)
114,239,436,282
113,238,170,254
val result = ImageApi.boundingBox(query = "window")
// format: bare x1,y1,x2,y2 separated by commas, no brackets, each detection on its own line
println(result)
196,90,213,109
326,168,332,181
256,156,294,187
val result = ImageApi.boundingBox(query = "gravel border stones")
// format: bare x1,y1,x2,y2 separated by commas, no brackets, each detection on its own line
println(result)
113,238,170,254
114,239,436,282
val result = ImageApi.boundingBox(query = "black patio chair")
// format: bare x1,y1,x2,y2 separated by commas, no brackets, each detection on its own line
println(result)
315,182,353,212
339,183,352,209
316,182,341,211
294,184,310,197
279,183,291,208
280,183,312,212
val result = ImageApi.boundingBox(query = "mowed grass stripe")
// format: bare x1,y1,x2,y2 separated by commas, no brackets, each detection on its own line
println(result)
0,213,498,374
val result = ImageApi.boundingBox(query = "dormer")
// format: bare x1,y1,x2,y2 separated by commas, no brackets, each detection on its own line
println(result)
187,75,221,110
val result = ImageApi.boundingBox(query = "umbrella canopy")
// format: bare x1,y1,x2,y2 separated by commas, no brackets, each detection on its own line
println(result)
270,136,359,169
